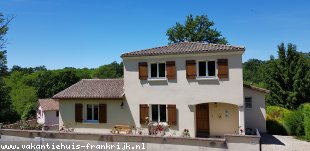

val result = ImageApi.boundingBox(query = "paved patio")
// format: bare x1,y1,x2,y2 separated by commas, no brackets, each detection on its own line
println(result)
261,133,310,151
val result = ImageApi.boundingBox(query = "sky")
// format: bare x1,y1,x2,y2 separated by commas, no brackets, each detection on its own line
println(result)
0,0,309,69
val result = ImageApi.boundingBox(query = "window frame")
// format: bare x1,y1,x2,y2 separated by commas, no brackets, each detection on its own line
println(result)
150,104,167,122
148,62,166,79
245,97,253,109
196,60,217,78
85,104,99,123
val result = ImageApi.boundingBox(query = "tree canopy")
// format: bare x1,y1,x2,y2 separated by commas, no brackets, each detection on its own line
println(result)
0,13,17,122
166,14,228,44
264,43,310,109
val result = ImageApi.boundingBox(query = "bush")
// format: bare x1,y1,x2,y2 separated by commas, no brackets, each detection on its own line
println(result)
302,103,310,141
266,106,290,135
283,108,304,136
266,115,287,135
267,106,291,121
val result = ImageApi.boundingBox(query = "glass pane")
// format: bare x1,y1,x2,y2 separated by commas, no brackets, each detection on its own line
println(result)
93,105,99,120
208,61,216,76
151,64,157,78
160,105,166,122
198,61,206,76
152,105,158,122
87,104,92,120
245,98,252,108
158,63,165,77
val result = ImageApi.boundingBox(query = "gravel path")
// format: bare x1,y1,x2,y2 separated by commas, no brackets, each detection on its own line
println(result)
261,134,310,151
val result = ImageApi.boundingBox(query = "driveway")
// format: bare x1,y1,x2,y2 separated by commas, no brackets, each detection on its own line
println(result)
261,133,310,151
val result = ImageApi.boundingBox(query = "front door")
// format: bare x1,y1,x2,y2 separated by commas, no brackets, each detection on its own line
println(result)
196,103,209,137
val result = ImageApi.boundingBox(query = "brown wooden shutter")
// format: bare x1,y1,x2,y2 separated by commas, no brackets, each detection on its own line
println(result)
167,105,177,125
166,61,176,80
217,59,229,79
99,104,107,123
140,104,149,124
138,62,148,80
186,60,196,79
75,104,83,123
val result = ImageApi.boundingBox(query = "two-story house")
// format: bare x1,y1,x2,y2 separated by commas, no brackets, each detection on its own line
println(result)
53,42,267,137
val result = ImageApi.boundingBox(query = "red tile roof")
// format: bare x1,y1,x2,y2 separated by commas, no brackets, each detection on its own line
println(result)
52,79,124,99
243,84,269,93
38,99,59,111
121,42,245,57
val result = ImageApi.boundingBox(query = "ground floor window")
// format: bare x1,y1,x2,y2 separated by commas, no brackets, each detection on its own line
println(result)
151,104,166,122
56,111,59,117
86,104,99,121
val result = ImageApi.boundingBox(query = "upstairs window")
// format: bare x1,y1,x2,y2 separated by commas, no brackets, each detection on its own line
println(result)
150,63,165,78
198,61,216,77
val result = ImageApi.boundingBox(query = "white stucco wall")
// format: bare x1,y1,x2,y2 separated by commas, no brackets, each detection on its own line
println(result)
37,106,59,126
123,52,244,137
44,111,59,126
243,87,266,133
59,99,135,133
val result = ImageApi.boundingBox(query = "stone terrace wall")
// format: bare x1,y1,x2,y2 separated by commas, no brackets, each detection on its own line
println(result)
0,129,260,151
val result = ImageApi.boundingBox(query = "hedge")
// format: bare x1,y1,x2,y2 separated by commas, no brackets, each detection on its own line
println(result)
266,106,290,135
283,107,304,136
303,103,310,140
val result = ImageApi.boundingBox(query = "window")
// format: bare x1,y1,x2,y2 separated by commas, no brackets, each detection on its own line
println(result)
86,104,99,121
198,61,216,77
245,97,252,109
208,61,216,76
150,63,165,78
56,111,59,117
151,104,167,122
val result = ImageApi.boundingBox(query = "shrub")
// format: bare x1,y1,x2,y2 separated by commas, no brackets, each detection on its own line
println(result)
302,103,310,141
283,108,304,136
266,115,287,135
267,106,291,121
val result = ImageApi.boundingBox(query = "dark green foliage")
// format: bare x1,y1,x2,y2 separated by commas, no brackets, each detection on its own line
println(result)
0,13,17,123
303,104,310,140
284,108,304,136
266,106,290,135
93,61,123,78
243,59,266,87
166,14,228,44
266,118,288,135
0,78,14,122
5,71,38,120
32,69,80,98
0,50,8,76
11,65,47,74
264,43,310,109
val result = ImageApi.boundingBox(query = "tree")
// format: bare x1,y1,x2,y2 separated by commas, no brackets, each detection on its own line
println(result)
0,13,17,123
10,65,47,74
93,61,123,78
265,43,310,109
243,59,266,87
166,14,228,44
32,69,80,98
5,71,38,120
